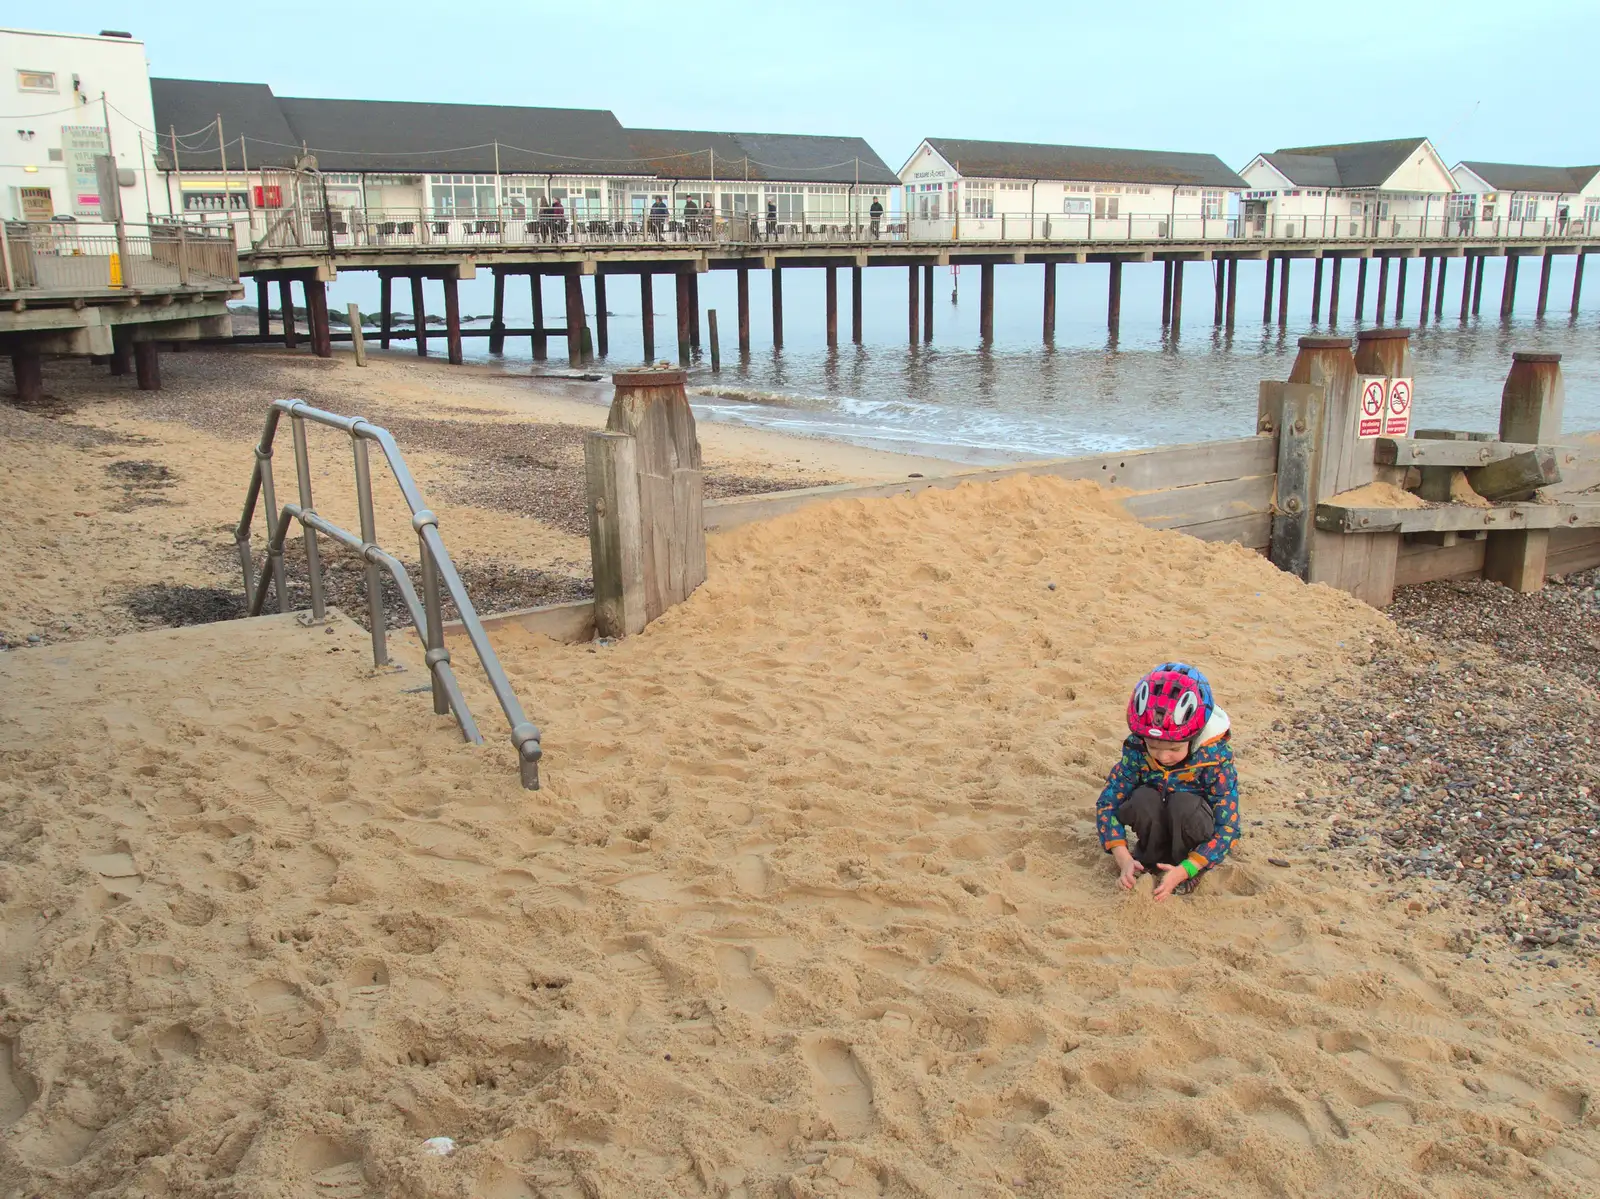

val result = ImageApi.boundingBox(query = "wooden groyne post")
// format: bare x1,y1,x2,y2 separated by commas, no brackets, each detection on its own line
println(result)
1485,352,1565,591
584,368,707,639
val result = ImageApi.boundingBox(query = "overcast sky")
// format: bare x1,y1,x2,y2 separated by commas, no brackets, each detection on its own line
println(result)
65,1,1598,173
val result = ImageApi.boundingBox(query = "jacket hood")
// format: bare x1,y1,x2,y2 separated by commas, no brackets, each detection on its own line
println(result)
1196,706,1231,748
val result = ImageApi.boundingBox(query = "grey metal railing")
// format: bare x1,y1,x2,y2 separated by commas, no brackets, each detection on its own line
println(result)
0,220,240,294
234,398,543,789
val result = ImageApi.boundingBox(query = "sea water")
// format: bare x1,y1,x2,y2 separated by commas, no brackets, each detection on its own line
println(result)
327,255,1599,463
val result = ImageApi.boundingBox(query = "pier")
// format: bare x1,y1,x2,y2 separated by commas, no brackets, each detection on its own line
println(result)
234,217,1598,367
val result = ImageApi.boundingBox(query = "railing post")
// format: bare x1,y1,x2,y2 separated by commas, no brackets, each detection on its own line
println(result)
176,225,190,285
289,411,326,621
351,432,389,665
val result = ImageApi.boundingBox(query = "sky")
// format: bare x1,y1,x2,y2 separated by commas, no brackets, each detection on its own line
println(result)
50,1,1600,173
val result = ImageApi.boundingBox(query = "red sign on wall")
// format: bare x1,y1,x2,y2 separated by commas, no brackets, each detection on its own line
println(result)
1384,377,1413,437
1358,376,1386,438
253,184,283,208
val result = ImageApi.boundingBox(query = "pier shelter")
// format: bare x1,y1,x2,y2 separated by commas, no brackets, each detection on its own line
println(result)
1449,162,1600,237
624,128,897,239
896,139,1246,242
1239,138,1456,238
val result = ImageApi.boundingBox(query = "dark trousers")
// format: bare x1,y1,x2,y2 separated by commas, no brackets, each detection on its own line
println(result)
1117,786,1214,871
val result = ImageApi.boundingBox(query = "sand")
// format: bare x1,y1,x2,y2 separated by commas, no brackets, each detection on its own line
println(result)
1325,481,1428,509
4,473,1599,1198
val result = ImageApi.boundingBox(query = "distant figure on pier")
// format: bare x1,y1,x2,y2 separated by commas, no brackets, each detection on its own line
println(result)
766,198,778,241
869,198,883,240
683,196,700,240
550,197,566,242
648,196,668,240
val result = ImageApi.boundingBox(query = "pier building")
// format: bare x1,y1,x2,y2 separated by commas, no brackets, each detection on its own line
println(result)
895,138,1246,241
1238,138,1456,237
1448,162,1600,237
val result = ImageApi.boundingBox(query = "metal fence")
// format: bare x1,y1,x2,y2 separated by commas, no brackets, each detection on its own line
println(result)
0,221,240,294
235,399,544,790
196,204,1596,255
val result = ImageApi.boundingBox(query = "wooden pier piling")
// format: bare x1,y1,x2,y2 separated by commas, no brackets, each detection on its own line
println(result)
1472,254,1486,315
443,274,463,365
1277,257,1290,327
675,272,691,365
1261,256,1274,325
1434,257,1447,319
489,268,506,354
531,273,546,360
1394,258,1408,322
1500,254,1519,319
1575,252,1587,315
379,272,392,349
10,351,43,405
640,273,654,362
281,279,298,349
687,273,701,351
1375,258,1390,324
565,270,587,368
594,274,608,357
738,267,751,355
1536,251,1552,318
923,264,934,342
771,265,783,349
1108,261,1123,336
979,263,995,342
1419,257,1433,323
1212,261,1224,327
1163,260,1175,326
1044,261,1057,341
707,309,720,372
1170,260,1184,337
411,276,426,357
1355,258,1368,322
1225,259,1237,331
134,342,161,391
825,266,838,349
1328,258,1342,325
1460,255,1473,320
851,266,862,344
908,264,921,344
1311,258,1324,324
256,277,270,338
307,278,333,358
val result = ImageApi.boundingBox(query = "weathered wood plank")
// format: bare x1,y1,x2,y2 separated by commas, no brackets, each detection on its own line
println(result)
1268,384,1324,579
461,598,596,644
1375,437,1546,467
1395,538,1486,586
1175,511,1271,550
702,436,1275,532
1466,447,1562,501
1548,528,1600,575
1315,501,1600,535
1486,353,1565,592
584,432,646,638
1116,474,1275,530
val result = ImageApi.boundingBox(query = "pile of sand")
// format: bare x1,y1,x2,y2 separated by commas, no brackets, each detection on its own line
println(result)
3,475,1598,1198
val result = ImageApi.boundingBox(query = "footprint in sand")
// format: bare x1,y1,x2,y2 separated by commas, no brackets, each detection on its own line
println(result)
714,945,774,1015
607,947,671,1012
292,1134,369,1198
247,979,326,1059
733,854,770,896
0,1037,38,1128
166,889,216,928
84,851,142,898
342,957,390,1026
804,1038,876,1139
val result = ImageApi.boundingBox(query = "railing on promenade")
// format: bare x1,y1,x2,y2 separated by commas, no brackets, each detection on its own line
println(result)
0,220,240,294
164,205,1596,259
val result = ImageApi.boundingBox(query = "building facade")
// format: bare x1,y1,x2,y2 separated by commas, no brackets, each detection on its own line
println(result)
1238,138,1456,237
897,138,1246,241
1,27,159,227
1449,162,1600,236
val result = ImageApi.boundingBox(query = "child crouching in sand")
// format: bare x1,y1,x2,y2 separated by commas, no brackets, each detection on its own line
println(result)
1095,663,1240,901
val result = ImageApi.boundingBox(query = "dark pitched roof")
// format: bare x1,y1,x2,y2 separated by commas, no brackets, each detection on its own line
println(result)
151,78,302,169
1457,161,1598,193
1269,138,1430,188
152,78,644,175
921,138,1247,188
275,96,644,175
1258,153,1342,188
624,129,898,185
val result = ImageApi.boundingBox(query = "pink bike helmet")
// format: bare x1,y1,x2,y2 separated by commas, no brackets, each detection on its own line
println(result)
1127,662,1213,742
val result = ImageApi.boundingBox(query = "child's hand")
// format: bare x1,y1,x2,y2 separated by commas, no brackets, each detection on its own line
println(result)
1112,846,1144,891
1152,863,1190,902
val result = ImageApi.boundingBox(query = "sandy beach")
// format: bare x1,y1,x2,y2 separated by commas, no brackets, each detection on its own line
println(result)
1,349,1598,1197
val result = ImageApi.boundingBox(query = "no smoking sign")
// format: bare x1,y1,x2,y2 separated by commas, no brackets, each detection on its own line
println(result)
1358,376,1386,438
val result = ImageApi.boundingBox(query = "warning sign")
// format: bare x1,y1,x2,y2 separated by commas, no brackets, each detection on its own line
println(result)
1385,377,1413,437
1358,376,1386,439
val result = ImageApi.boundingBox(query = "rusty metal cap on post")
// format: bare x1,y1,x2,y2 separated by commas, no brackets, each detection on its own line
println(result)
1356,327,1412,340
612,368,688,387
1511,351,1561,364
1297,335,1351,349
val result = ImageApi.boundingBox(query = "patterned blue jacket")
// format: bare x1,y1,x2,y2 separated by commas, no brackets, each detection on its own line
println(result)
1094,708,1241,874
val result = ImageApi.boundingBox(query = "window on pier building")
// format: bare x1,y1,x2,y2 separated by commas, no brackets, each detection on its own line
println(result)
963,180,994,218
17,69,57,93
1094,195,1119,220
720,191,759,217
764,186,806,222
431,174,496,216
1201,189,1223,219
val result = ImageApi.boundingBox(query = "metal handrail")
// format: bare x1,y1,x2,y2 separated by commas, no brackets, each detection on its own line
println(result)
233,399,542,788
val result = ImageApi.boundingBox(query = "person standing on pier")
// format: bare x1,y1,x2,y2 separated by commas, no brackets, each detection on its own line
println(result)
683,196,700,240
766,198,778,241
869,197,883,240
649,196,668,241
550,196,566,243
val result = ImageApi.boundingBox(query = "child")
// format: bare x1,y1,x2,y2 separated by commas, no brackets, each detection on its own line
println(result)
1095,663,1239,901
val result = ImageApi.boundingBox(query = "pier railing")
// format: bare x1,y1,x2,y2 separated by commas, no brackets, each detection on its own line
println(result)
0,220,239,294
191,205,1595,256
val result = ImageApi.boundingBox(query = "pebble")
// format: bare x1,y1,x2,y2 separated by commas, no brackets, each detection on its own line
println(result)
1280,568,1600,957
